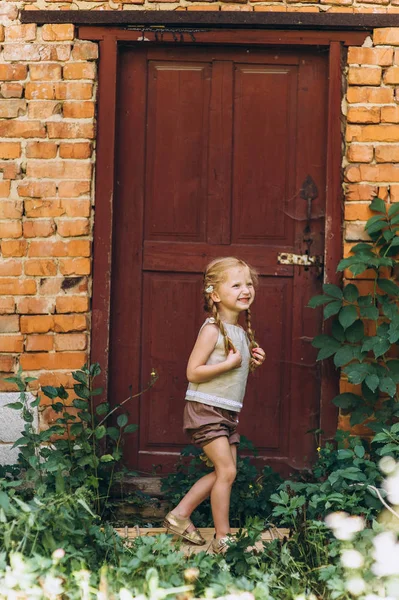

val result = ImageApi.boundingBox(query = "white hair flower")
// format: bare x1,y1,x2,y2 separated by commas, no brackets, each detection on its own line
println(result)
205,285,214,293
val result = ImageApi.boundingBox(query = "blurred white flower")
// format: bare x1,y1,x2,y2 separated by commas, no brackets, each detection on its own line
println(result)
42,575,64,597
364,595,383,600
294,595,306,600
383,470,399,505
372,532,399,576
346,576,366,596
325,511,349,529
379,457,397,475
119,589,134,600
341,549,365,569
52,548,65,560
326,513,365,541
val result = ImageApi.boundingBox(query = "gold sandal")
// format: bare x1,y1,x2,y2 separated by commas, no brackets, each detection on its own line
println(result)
211,535,230,554
163,512,206,546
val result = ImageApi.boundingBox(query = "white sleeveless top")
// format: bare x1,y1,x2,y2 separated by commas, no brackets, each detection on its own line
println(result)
185,318,251,413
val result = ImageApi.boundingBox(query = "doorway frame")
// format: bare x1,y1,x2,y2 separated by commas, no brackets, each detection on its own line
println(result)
79,26,368,443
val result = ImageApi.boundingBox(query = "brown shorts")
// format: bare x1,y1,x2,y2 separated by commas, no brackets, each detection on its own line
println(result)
183,401,240,448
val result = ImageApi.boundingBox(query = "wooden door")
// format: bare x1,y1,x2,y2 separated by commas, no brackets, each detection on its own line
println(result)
109,44,328,475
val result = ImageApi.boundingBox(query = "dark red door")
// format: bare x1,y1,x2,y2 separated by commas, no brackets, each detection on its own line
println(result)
109,44,328,475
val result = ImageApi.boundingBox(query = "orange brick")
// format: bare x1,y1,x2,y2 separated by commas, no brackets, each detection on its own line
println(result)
56,296,89,313
54,333,86,351
23,220,56,238
54,82,93,100
42,24,74,41
347,124,399,143
360,164,399,181
1,83,24,99
347,47,393,65
28,239,91,258
0,297,14,314
25,259,57,276
28,100,62,119
63,63,96,80
0,314,19,332
56,219,90,237
0,221,22,238
29,63,62,81
59,142,91,159
71,41,98,61
6,24,37,41
0,278,36,295
347,106,380,123
48,44,72,62
20,351,87,371
24,200,64,219
0,259,22,276
374,28,399,45
344,203,375,221
53,314,86,332
26,334,54,352
58,181,90,198
381,106,399,123
0,355,16,372
37,371,75,388
0,120,46,138
0,142,20,159
63,101,95,119
345,182,376,201
25,83,56,100
26,141,58,159
47,122,95,139
16,297,55,314
384,67,399,84
0,180,10,198
0,64,27,81
59,258,91,275
18,181,56,198
20,316,54,334
375,145,399,162
347,144,373,162
26,161,92,180
1,240,28,258
348,66,382,85
0,163,20,181
0,201,22,219
0,334,23,352
61,200,91,217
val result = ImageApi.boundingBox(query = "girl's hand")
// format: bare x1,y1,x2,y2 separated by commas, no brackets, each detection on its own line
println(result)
251,347,266,369
225,349,242,370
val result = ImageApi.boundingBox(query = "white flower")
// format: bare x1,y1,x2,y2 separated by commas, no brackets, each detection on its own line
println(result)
341,550,364,569
42,575,64,597
364,595,384,600
119,590,134,600
379,456,397,475
384,470,399,505
325,511,349,529
372,532,399,576
346,577,366,596
205,285,214,293
52,548,65,560
326,512,365,541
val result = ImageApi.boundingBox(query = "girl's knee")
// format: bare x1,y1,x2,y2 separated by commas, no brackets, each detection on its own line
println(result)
217,464,237,485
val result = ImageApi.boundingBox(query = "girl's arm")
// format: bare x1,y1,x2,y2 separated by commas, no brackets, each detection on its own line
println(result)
186,324,242,384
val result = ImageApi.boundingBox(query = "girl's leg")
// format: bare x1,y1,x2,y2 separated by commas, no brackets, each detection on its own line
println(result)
203,437,237,540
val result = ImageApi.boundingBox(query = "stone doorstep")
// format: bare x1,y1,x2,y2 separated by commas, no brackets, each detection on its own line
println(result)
114,527,290,556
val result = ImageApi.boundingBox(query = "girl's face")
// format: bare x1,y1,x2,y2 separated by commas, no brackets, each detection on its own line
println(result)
211,266,255,315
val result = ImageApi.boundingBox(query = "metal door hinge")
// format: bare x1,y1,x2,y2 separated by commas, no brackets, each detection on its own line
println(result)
277,252,324,267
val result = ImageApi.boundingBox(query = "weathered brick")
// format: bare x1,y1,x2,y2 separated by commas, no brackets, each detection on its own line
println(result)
347,124,399,142
375,144,399,162
59,258,91,275
384,67,399,84
37,371,76,388
56,296,89,313
25,83,55,100
47,122,95,139
63,101,95,119
28,239,91,258
0,64,27,81
347,106,380,123
348,66,382,85
71,41,98,61
48,45,72,62
63,62,96,80
0,180,10,198
26,161,92,180
26,334,54,352
344,203,375,221
58,181,90,198
24,199,64,218
0,315,19,332
23,220,56,238
347,87,394,104
26,141,58,159
30,63,62,81
350,164,399,182
56,219,90,237
0,3,17,19
0,297,15,314
54,82,93,100
59,142,91,159
0,162,19,180
0,142,20,159
0,259,22,277
20,352,87,371
0,278,35,295
25,259,57,277
0,221,22,238
347,47,394,66
28,100,62,119
0,355,16,372
54,333,86,351
1,241,28,258
374,28,399,45
20,316,54,334
16,297,55,314
42,24,75,41
0,121,46,138
3,44,51,62
18,181,57,199
0,335,23,353
0,201,22,219
1,83,24,99
0,99,26,118
5,24,37,41
53,314,87,332
381,106,399,123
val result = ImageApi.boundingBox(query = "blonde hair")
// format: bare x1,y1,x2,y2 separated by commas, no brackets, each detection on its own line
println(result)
203,256,258,357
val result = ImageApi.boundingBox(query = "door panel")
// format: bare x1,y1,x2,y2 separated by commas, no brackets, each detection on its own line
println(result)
111,45,328,475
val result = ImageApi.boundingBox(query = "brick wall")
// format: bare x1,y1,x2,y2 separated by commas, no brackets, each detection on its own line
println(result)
0,0,398,457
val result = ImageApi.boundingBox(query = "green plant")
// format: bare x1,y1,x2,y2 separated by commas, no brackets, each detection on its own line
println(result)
309,197,399,431
5,363,157,513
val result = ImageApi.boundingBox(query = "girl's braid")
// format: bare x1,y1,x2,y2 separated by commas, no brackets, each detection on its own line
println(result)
245,308,258,351
211,300,236,355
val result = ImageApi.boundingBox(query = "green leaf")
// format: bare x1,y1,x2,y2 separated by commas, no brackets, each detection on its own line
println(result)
124,424,138,434
338,305,358,330
343,284,359,302
324,301,342,320
72,399,89,410
323,284,343,299
72,370,87,385
73,384,90,400
344,363,371,384
369,197,386,214
360,306,379,320
117,414,128,428
379,376,397,398
308,295,334,308
345,320,364,343
41,386,59,400
100,454,115,463
389,236,399,248
334,346,355,368
365,374,379,393
332,393,362,409
312,334,339,349
366,219,386,235
106,427,119,441
388,202,399,217
354,444,366,458
332,320,346,342
378,278,399,296
90,363,101,378
5,402,23,410
350,406,373,426
95,425,106,439
95,402,109,416
373,338,390,358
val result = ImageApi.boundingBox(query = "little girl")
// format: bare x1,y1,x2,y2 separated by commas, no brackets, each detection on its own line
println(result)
164,257,266,553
